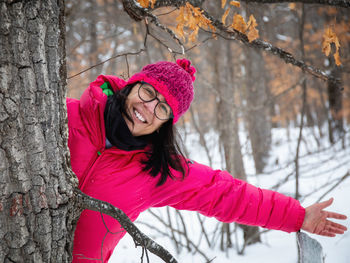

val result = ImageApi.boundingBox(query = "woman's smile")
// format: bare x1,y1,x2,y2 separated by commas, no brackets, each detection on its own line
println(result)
133,108,146,123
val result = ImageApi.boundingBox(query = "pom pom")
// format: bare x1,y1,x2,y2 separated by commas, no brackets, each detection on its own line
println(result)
176,59,196,82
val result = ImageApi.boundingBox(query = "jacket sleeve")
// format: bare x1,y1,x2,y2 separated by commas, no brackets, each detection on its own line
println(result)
150,160,305,233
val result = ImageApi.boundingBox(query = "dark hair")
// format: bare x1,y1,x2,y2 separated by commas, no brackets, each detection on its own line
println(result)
116,83,188,186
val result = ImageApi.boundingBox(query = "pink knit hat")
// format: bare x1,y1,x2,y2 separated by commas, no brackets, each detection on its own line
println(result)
126,59,196,123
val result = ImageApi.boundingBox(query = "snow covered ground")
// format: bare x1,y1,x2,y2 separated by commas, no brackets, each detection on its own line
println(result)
111,126,350,263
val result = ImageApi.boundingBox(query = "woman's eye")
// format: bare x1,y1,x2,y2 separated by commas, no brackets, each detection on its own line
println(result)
160,104,168,114
145,87,155,97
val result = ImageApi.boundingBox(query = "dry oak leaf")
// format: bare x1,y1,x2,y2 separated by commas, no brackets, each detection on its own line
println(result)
322,26,341,66
289,3,296,10
334,50,342,66
175,7,186,40
232,14,247,33
189,27,199,43
247,15,259,42
222,0,227,8
137,0,156,8
230,1,241,7
175,3,215,42
222,8,230,26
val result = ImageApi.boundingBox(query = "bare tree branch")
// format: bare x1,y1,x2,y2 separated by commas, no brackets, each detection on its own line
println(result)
67,49,145,80
316,171,350,202
74,189,178,263
153,0,205,8
201,10,341,85
122,1,185,53
121,0,341,85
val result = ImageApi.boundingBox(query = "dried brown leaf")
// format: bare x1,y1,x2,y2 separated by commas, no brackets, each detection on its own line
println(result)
174,3,214,43
247,27,259,42
231,14,247,33
222,9,230,26
222,0,227,8
137,0,149,8
247,15,259,42
150,0,156,8
322,26,341,64
334,51,342,66
230,1,240,8
289,3,296,10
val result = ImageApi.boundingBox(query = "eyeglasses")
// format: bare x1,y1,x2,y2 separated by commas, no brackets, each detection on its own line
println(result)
138,82,174,121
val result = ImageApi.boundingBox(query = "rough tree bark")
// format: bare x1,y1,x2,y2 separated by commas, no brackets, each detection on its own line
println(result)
0,2,181,263
0,0,78,262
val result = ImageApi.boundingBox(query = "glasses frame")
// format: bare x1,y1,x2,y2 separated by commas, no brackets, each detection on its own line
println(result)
138,81,174,121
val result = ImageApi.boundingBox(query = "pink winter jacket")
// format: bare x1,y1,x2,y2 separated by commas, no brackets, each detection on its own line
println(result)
67,75,305,262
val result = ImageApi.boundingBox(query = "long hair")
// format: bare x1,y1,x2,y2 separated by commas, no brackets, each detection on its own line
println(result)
114,83,188,186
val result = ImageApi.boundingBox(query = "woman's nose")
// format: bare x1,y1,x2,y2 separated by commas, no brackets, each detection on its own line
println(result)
144,99,158,114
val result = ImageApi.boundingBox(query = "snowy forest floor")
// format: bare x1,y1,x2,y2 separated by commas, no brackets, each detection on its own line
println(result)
111,126,350,263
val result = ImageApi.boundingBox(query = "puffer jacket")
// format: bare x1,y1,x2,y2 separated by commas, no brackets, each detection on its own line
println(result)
67,75,305,262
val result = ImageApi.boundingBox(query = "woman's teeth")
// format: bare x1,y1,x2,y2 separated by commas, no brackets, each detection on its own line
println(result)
134,109,146,123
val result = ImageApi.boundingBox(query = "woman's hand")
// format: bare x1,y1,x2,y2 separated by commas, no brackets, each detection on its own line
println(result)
301,198,347,237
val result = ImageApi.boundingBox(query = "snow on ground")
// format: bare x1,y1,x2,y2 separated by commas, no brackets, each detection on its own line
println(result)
111,126,350,262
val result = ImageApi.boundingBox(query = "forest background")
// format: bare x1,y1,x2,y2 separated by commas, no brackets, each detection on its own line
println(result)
0,0,349,262
65,0,350,262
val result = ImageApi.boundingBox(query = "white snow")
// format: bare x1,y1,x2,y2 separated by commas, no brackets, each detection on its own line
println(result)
276,34,292,42
110,126,350,262
263,16,269,23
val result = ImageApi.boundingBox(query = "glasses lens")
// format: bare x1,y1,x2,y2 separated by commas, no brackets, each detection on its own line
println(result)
139,82,173,121
139,84,156,102
155,103,172,120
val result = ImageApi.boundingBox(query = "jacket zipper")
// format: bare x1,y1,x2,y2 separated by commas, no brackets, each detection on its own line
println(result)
78,149,103,189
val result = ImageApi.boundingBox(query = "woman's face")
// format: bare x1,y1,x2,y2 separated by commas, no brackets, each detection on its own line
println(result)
124,83,168,136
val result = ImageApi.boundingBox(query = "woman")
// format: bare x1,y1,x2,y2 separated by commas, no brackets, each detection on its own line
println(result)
67,59,347,262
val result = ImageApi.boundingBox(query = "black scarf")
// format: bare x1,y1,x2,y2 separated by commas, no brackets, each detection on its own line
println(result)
104,93,150,151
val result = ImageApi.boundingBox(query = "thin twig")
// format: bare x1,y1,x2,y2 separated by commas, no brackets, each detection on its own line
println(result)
138,220,211,262
316,171,350,203
155,7,178,17
67,49,145,79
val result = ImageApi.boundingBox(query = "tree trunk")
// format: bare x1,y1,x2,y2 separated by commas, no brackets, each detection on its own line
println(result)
88,0,99,81
243,46,271,174
327,66,343,144
214,40,260,251
0,1,78,262
243,3,272,174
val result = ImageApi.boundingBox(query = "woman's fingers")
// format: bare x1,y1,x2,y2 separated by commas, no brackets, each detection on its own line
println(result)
319,230,336,237
326,211,348,220
318,198,333,209
328,220,348,232
326,223,346,234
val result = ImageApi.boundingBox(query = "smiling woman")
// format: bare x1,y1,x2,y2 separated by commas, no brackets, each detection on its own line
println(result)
66,59,347,263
